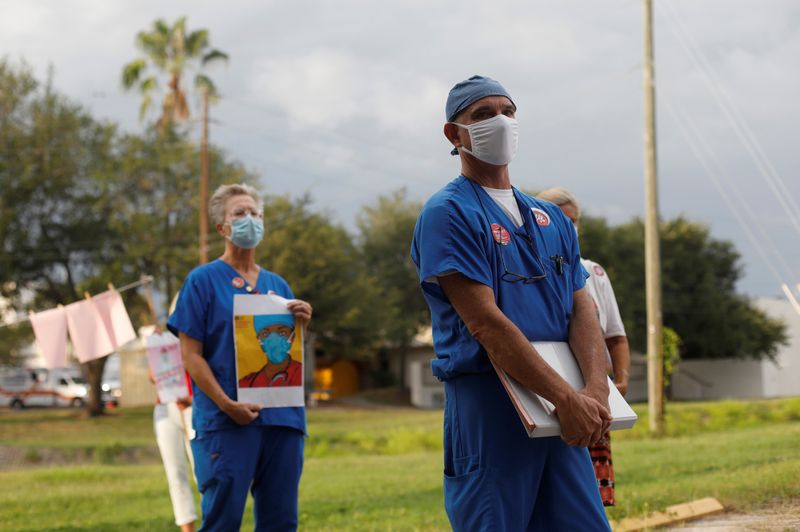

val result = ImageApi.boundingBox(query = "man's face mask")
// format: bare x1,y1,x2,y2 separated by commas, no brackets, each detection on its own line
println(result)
452,114,519,166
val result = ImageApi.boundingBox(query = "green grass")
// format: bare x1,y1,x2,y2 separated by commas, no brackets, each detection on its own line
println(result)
1,398,799,530
0,454,446,531
0,406,156,449
618,397,800,440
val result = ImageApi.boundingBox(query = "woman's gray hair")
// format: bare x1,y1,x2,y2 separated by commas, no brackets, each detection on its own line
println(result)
536,187,581,219
209,183,264,225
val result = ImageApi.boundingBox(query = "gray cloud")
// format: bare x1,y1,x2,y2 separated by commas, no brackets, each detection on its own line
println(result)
1,0,798,296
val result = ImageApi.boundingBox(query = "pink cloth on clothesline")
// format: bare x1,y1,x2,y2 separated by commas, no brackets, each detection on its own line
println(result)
93,289,136,349
29,307,69,369
65,300,114,362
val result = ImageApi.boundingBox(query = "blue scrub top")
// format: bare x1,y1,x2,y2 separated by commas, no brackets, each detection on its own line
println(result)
167,259,306,434
410,175,588,381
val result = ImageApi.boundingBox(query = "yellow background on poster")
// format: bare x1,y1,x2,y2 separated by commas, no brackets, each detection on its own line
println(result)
234,314,303,379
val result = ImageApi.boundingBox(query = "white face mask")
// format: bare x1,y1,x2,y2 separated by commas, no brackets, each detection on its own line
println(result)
453,114,519,166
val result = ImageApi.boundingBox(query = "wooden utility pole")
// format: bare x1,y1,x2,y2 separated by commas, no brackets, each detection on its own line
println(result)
199,89,210,265
644,0,665,434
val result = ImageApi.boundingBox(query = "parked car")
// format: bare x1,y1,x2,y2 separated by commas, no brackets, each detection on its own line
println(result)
0,367,88,409
101,379,122,407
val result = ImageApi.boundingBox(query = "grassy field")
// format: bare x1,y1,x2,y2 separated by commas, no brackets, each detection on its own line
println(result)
1,398,799,530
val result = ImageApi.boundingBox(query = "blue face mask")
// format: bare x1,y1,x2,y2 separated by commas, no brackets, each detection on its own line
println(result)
260,332,292,364
227,216,264,249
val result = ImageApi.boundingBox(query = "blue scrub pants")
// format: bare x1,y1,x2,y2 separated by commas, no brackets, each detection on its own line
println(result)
191,425,304,532
443,372,610,532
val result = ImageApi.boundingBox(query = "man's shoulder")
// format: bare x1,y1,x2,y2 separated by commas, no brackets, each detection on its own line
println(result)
424,176,471,206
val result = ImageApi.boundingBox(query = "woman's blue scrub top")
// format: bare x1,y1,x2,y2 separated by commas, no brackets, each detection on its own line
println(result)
410,175,588,382
167,259,306,434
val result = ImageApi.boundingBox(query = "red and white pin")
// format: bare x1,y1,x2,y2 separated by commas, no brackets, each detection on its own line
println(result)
531,208,551,227
593,264,605,277
232,277,245,289
490,223,511,245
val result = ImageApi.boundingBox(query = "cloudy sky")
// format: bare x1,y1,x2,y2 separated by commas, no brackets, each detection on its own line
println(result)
1,0,798,297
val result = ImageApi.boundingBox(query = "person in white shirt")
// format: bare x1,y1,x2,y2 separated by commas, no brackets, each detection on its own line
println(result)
537,186,630,507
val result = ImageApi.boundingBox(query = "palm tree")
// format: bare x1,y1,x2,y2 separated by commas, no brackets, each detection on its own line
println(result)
122,17,228,265
121,17,227,130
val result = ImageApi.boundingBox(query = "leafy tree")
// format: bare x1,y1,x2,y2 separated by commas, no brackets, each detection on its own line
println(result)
579,216,787,360
121,17,227,129
257,194,381,359
0,59,119,414
0,59,254,414
357,190,429,385
92,127,254,318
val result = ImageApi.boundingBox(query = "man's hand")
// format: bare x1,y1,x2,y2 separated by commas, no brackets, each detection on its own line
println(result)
581,379,610,413
223,400,260,425
555,390,611,448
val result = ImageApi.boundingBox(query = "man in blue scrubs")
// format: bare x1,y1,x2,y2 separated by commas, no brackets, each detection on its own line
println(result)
411,76,613,531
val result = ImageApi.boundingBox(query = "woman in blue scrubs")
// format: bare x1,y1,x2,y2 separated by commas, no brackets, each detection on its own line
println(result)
168,183,312,532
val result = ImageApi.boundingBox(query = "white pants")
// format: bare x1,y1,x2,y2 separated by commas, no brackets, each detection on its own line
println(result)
154,403,197,526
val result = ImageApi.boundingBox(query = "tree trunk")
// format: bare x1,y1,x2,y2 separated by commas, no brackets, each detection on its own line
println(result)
82,357,108,416
398,341,408,390
304,331,317,406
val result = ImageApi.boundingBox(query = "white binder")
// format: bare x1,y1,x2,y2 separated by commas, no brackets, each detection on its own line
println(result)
494,341,638,438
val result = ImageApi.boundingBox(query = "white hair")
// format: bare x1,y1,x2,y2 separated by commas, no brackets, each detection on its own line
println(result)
536,187,581,219
209,183,263,225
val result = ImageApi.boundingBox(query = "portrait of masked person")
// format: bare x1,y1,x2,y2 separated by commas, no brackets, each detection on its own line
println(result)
239,314,302,388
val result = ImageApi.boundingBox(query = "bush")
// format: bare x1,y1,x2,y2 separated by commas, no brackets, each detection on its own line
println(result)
93,442,127,465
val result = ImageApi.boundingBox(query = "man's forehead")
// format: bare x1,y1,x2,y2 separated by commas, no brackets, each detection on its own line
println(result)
464,95,516,113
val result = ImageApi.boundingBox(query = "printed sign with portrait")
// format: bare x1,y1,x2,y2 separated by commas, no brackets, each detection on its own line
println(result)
233,294,304,408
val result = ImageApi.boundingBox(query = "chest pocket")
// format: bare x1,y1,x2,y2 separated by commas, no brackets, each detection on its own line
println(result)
532,219,571,270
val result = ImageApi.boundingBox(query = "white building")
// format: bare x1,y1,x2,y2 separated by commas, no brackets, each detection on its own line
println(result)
406,297,800,408
670,297,800,400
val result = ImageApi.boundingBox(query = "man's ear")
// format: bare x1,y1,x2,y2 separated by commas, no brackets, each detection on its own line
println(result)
443,122,463,149
216,223,227,237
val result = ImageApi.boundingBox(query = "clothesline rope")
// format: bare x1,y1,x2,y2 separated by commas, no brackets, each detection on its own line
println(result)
0,275,154,329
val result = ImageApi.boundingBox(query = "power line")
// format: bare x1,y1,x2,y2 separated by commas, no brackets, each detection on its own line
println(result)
668,99,800,283
663,100,791,294
658,1,800,238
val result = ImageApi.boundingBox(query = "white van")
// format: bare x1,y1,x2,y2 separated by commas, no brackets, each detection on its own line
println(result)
0,367,88,408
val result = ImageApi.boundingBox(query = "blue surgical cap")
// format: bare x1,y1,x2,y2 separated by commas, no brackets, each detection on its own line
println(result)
253,314,295,334
445,75,516,123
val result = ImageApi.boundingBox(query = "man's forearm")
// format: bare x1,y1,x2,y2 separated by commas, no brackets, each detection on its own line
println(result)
438,275,574,406
569,289,610,394
477,311,577,406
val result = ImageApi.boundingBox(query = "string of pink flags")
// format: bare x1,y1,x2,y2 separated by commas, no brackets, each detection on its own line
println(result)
2,276,154,369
